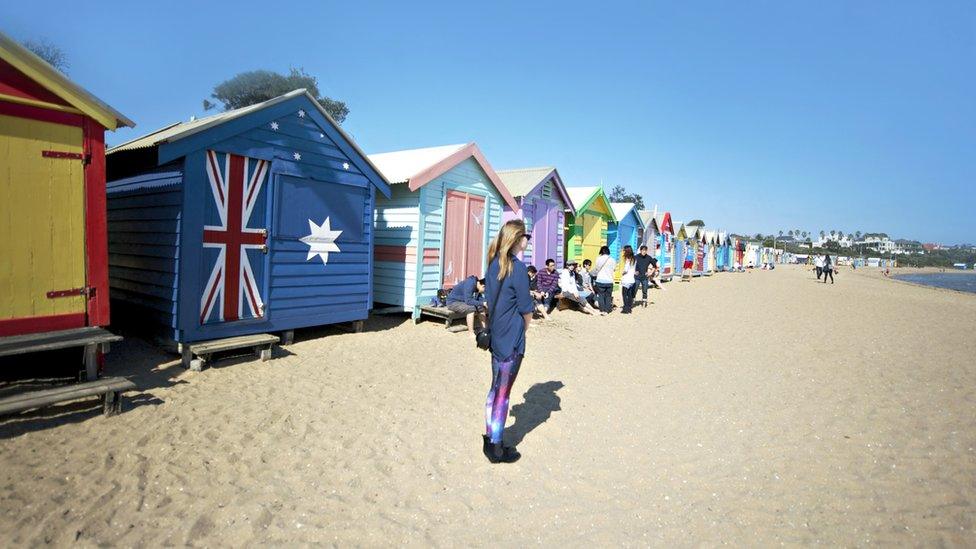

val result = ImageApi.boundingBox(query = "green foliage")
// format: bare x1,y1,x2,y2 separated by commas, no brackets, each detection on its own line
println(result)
607,185,645,210
205,68,349,124
687,219,705,226
23,38,68,73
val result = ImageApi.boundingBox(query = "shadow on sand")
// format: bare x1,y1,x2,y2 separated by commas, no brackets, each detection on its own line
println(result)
507,380,564,446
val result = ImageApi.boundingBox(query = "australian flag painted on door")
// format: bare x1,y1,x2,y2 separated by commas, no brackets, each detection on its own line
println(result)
200,150,270,325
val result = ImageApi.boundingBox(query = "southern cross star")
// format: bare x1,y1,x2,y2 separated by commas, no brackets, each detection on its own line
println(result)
270,121,279,130
300,217,342,266
298,109,306,118
293,152,301,161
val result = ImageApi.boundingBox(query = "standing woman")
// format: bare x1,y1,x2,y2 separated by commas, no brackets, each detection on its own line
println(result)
483,220,535,463
823,254,834,284
591,245,617,315
620,245,637,314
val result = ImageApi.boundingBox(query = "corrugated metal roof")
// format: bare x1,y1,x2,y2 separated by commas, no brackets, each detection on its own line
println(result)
0,30,134,129
108,90,309,153
495,167,554,198
610,202,637,223
106,168,183,193
366,144,467,184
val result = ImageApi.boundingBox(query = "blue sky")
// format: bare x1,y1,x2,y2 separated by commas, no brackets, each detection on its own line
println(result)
4,1,973,243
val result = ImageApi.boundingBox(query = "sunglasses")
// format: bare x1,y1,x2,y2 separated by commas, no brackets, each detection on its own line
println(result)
522,234,532,241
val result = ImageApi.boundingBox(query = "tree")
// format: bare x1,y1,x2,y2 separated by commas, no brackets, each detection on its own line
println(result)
855,230,862,240
205,68,349,123
687,219,705,226
606,185,645,210
788,230,794,238
819,230,825,240
778,230,784,238
802,231,809,239
23,38,68,73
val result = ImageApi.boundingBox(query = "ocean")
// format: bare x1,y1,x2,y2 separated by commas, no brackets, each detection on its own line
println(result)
894,272,976,294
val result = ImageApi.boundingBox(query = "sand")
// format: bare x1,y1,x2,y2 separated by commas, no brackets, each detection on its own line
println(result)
1,265,974,546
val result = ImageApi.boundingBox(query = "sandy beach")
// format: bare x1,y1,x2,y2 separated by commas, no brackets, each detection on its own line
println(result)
1,264,974,546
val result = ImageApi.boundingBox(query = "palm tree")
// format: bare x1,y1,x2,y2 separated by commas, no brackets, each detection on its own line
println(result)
855,230,862,240
819,230,825,241
802,231,809,240
788,230,794,238
778,230,784,238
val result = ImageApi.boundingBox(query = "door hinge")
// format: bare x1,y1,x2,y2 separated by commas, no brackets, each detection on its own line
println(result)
47,287,95,299
42,150,85,160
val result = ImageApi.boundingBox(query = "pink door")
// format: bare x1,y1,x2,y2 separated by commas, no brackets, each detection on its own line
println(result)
442,191,486,288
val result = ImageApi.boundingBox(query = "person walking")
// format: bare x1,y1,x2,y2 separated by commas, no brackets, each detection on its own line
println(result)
814,254,824,280
823,254,834,284
482,220,534,463
590,245,616,315
620,245,637,314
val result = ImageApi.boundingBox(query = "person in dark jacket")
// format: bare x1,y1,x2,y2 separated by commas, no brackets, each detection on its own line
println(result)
482,219,534,463
535,258,560,314
446,275,486,337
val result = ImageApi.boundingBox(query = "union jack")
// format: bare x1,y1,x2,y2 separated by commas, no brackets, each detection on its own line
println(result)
200,150,269,324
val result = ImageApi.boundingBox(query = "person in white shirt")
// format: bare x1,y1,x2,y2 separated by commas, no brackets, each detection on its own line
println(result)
814,255,824,280
590,246,617,315
558,261,596,314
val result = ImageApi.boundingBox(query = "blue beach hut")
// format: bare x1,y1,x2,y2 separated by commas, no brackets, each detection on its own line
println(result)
609,202,644,281
105,90,391,345
367,143,520,320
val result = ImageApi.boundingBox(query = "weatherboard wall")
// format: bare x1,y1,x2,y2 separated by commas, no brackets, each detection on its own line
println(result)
106,168,183,341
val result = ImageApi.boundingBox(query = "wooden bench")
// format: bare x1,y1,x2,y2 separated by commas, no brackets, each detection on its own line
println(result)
0,376,136,417
418,306,468,329
180,334,279,371
0,327,122,381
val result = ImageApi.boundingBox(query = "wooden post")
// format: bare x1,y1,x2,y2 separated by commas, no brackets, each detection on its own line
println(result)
352,320,365,333
280,330,295,345
181,346,194,369
84,344,98,381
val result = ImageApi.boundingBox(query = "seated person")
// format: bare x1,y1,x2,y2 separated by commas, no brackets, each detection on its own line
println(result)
535,258,561,314
446,275,486,337
526,266,550,320
580,259,598,307
558,261,596,315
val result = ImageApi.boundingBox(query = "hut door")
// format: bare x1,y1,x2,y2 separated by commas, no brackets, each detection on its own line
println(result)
199,151,270,325
442,190,485,288
0,116,87,324
582,214,602,262
530,201,548,268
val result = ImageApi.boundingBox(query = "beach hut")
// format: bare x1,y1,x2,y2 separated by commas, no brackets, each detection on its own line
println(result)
639,210,659,254
703,230,718,274
672,222,690,277
686,224,706,274
565,187,616,265
0,32,135,378
105,90,391,351
654,212,675,280
369,143,519,320
609,202,644,281
497,167,573,269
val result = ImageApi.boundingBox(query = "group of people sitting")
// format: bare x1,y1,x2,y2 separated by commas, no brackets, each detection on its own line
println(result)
444,244,664,335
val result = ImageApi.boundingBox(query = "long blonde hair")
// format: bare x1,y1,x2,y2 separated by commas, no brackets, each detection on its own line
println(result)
487,219,527,280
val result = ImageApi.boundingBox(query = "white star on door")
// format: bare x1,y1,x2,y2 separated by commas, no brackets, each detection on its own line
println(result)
300,217,342,266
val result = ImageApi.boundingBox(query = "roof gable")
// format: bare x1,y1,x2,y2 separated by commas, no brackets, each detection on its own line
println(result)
109,90,390,198
566,186,616,221
655,212,673,235
496,167,573,210
0,31,133,129
368,143,519,212
610,202,644,228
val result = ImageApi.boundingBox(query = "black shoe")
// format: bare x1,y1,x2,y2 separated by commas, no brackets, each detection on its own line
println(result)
621,309,632,314
484,440,521,463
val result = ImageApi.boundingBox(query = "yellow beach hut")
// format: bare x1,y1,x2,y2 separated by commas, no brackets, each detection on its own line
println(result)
564,186,616,265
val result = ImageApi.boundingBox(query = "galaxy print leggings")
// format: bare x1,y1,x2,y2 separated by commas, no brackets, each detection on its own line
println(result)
485,353,523,444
